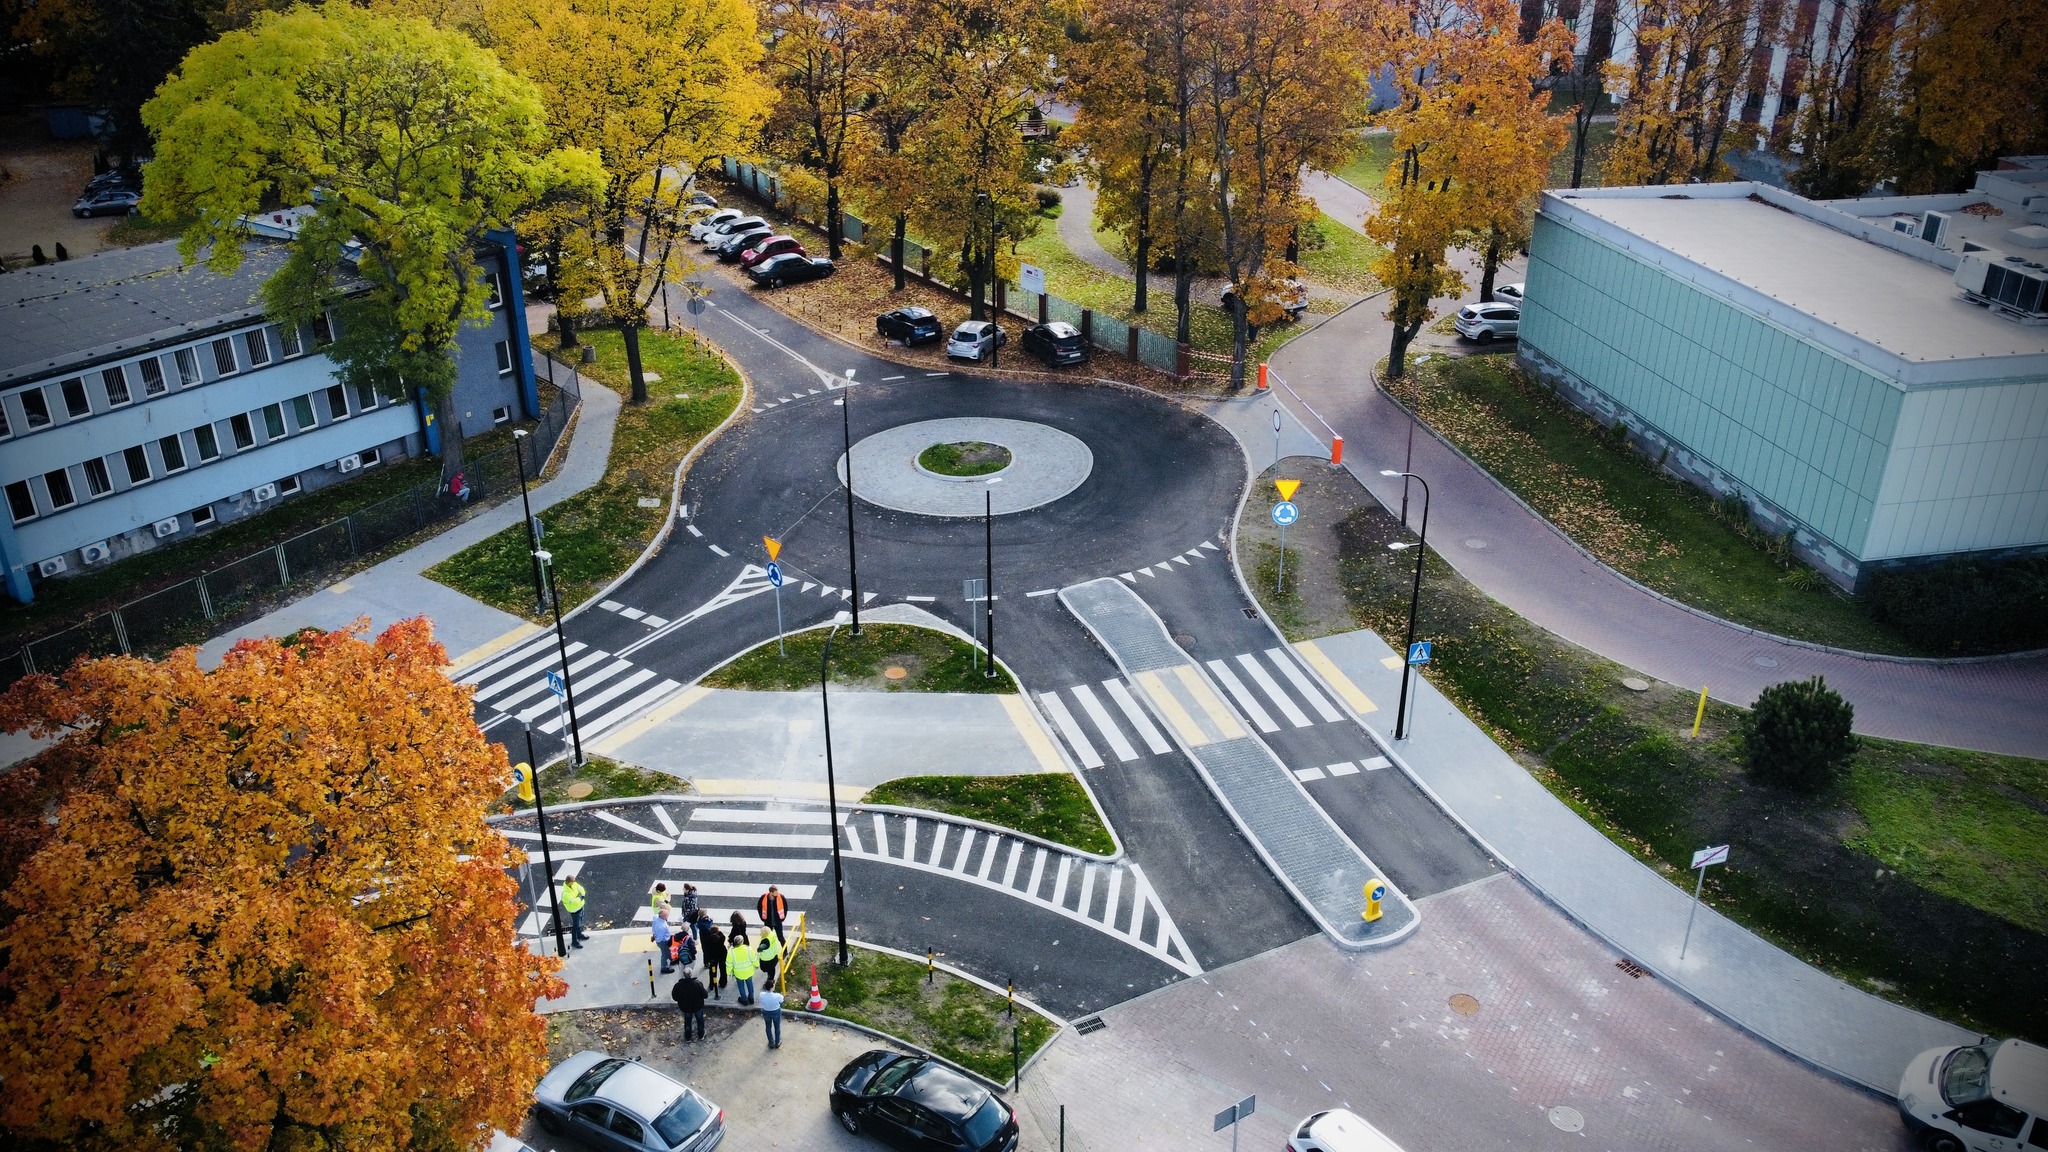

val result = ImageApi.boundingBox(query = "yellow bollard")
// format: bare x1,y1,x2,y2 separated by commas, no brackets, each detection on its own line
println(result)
1691,685,1709,739
1362,879,1386,923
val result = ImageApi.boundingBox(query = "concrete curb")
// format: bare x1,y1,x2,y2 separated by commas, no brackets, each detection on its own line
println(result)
1366,363,2048,669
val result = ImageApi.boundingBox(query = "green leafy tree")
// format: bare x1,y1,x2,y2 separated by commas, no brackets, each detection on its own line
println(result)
1741,676,1857,793
140,5,600,453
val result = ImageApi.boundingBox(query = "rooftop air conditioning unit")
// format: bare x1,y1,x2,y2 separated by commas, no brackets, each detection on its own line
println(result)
337,453,362,473
79,541,112,565
1956,251,2048,320
251,482,279,502
1892,218,1915,234
36,556,67,578
152,517,181,538
1920,210,1950,246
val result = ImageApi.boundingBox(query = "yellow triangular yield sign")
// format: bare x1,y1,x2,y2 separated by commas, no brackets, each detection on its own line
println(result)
1274,479,1300,502
763,536,782,560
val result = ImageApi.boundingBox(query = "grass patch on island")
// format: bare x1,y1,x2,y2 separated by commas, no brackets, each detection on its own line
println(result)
918,441,1011,477
1392,355,1925,654
864,773,1115,855
703,623,1016,694
809,947,1058,1083
426,327,742,619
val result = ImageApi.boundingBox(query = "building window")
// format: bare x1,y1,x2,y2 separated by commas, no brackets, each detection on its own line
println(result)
6,481,35,523
484,269,503,308
82,457,112,498
360,445,382,468
140,357,166,396
159,434,187,473
0,402,9,440
311,312,334,346
325,384,349,420
123,445,152,484
102,365,131,407
229,413,254,450
22,389,51,428
291,394,316,430
175,347,202,386
493,405,513,425
261,404,286,439
211,337,237,377
280,323,304,357
244,329,272,367
61,378,90,418
45,469,75,510
195,423,221,461
279,475,302,496
354,380,378,410
192,504,216,527
495,340,513,375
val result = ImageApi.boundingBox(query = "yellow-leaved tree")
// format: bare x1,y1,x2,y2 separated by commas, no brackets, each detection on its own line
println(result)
0,620,562,1152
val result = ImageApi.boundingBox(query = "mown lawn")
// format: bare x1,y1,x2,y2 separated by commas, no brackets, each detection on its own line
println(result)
703,623,1016,694
864,773,1115,855
426,327,742,619
1338,122,1618,192
809,947,1057,1084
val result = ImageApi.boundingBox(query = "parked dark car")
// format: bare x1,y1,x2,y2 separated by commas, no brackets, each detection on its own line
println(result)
736,234,804,269
876,307,943,345
84,168,141,194
533,1051,726,1152
1021,321,1088,366
831,1051,1019,1152
73,187,141,218
747,252,834,288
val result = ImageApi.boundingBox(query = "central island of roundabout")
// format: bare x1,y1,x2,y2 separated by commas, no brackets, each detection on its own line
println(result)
837,416,1095,517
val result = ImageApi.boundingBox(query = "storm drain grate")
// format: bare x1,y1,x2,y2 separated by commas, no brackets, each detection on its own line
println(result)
1242,607,1259,619
1615,957,1647,979
1074,1016,1107,1035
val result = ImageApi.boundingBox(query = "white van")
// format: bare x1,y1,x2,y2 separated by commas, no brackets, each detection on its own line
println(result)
1899,1037,2048,1152
1285,1109,1405,1152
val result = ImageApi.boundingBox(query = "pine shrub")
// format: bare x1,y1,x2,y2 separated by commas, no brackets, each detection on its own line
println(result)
1741,676,1856,792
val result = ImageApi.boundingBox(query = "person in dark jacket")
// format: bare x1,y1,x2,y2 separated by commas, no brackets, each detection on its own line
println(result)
670,971,709,1041
696,911,728,999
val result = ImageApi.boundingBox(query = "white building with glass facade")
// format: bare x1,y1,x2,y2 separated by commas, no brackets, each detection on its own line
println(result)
1517,162,2048,590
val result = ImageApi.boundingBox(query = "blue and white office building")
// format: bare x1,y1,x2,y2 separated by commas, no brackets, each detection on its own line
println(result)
0,233,536,604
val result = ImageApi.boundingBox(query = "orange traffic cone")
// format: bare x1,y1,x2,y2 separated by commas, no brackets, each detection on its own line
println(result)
807,962,827,1011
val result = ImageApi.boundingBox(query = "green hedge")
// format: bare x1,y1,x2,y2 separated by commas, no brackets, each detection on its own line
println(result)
1866,556,2048,655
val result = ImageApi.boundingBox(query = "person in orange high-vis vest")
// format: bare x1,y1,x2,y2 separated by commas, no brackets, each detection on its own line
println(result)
757,885,788,945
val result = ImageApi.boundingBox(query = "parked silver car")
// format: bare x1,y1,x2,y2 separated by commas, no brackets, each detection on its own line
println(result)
1490,281,1525,306
533,1051,725,1152
946,320,1007,361
688,208,743,241
1453,301,1520,344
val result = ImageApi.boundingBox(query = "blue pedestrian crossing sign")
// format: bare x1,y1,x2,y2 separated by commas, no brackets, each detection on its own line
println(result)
1271,501,1299,527
766,561,784,588
545,670,565,697
1407,641,1432,666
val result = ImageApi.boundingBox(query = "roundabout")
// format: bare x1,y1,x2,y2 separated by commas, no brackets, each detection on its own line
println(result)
837,416,1094,517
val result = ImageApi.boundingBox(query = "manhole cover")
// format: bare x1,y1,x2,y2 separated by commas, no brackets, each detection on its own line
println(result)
1752,655,1779,668
883,666,909,680
1448,993,1480,1016
1462,537,1489,550
1548,1106,1585,1133
565,781,595,799
1620,677,1650,692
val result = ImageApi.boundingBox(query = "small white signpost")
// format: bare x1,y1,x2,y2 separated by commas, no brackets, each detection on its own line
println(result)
1681,844,1730,960
1020,263,1046,296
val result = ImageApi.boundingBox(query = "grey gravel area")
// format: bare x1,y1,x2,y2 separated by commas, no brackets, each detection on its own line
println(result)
838,417,1094,518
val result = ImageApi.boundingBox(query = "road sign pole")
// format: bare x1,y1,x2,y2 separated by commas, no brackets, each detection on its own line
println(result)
775,582,785,656
1272,408,1282,474
1277,520,1287,594
1681,864,1706,960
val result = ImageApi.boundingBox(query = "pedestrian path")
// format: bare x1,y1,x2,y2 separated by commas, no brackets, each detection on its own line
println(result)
1299,626,1976,1094
457,629,687,747
1059,577,1416,949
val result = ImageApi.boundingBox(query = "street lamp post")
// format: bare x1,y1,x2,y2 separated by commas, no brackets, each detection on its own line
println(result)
534,548,586,764
512,428,546,615
819,612,854,965
524,726,569,958
1380,470,1431,741
983,481,998,677
841,372,861,636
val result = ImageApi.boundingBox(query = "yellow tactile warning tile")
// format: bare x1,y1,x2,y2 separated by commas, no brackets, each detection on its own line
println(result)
1381,656,1403,670
1135,669,1210,747
620,934,656,953
588,684,711,757
1002,695,1068,772
1294,640,1378,715
1171,664,1247,741
445,622,544,674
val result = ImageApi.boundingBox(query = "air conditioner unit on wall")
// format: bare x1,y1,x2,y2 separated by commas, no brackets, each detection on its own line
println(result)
36,556,67,578
152,517,181,538
337,453,361,472
251,482,278,502
79,541,112,565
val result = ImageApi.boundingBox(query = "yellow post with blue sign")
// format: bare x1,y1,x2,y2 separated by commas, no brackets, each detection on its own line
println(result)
1362,879,1386,922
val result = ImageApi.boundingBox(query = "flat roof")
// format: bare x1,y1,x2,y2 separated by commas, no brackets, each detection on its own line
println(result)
1550,190,2048,365
0,239,287,387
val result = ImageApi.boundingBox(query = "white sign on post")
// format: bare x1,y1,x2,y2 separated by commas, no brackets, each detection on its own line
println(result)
1681,844,1730,960
1019,263,1046,296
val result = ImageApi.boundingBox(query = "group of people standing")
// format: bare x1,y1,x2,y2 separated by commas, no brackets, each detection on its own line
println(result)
656,883,794,1048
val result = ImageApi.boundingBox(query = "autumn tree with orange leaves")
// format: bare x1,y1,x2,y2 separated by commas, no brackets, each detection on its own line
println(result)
0,619,562,1152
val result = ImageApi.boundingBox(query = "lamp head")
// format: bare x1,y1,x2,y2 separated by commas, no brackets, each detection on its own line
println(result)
1380,469,1401,477
1388,542,1414,551
513,428,529,440
832,610,852,625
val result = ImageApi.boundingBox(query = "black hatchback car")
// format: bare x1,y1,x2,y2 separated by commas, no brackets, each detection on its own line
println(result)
877,307,943,345
746,252,835,288
1021,321,1088,366
831,1051,1018,1152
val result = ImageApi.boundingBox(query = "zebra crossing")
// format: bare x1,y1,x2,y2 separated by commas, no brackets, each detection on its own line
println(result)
842,809,1201,977
1037,646,1345,769
457,631,687,746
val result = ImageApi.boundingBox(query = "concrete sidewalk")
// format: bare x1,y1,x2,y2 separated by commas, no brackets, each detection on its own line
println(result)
1293,625,1974,1094
198,344,619,669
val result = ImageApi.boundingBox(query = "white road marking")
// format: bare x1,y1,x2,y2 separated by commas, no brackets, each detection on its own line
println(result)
1265,647,1344,721
1103,679,1171,754
1069,685,1139,762
1294,766,1327,782
686,525,704,538
1037,692,1103,768
1207,659,1279,733
1325,761,1360,777
1237,653,1311,727
1027,588,1057,597
709,544,729,556
1361,755,1392,770
673,829,832,849
691,809,840,824
662,854,828,873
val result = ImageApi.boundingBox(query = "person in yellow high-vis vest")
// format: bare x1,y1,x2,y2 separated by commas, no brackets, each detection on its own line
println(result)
725,925,759,1005
559,877,589,948
755,927,782,989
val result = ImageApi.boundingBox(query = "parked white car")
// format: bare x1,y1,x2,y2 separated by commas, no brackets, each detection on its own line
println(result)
689,208,742,241
946,320,1007,361
1285,1108,1406,1152
1898,1037,2047,1152
1491,282,1525,306
1453,301,1520,344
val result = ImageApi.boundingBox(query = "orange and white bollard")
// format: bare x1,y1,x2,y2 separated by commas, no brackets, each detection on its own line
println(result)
1257,362,1270,391
1330,435,1344,466
807,962,827,1011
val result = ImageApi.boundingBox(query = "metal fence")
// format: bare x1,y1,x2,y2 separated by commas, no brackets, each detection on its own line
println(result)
0,379,579,687
717,157,1197,377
